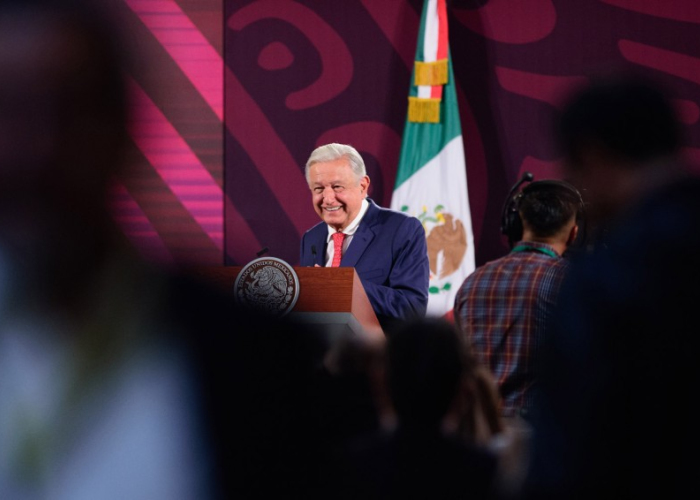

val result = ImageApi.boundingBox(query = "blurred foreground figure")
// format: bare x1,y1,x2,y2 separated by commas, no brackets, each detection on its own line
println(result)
524,74,698,498
0,2,323,498
0,1,204,497
329,318,500,499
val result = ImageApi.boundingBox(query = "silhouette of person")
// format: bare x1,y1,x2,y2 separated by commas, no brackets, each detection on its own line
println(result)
328,317,499,499
455,180,581,422
525,73,698,499
0,2,329,498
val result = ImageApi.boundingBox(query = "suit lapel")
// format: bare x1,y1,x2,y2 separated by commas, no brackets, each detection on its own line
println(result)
312,229,328,266
341,200,377,268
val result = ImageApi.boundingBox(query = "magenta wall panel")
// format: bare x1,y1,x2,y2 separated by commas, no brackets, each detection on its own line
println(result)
110,0,224,265
224,0,700,267
112,1,700,267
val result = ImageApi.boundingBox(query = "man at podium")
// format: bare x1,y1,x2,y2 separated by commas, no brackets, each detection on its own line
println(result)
299,143,429,332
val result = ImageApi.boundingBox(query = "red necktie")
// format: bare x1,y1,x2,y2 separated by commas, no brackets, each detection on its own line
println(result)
331,232,346,267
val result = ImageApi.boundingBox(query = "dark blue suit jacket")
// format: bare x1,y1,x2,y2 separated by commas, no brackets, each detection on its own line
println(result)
300,199,429,330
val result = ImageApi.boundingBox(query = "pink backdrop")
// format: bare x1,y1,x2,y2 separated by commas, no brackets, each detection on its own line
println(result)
112,0,700,267
109,0,224,265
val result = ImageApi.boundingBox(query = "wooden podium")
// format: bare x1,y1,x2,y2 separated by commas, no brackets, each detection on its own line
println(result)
194,266,383,340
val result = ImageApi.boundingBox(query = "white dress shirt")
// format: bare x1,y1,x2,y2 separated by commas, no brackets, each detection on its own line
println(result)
324,198,369,267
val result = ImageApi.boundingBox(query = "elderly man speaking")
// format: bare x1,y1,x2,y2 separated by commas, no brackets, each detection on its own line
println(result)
299,143,429,332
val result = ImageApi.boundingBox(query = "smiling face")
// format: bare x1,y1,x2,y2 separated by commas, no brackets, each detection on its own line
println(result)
308,157,370,231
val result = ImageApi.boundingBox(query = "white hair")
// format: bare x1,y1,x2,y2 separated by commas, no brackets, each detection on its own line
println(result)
304,143,366,184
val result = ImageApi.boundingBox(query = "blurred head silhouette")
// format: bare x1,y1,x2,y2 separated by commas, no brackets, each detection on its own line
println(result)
526,74,699,499
0,0,129,305
387,317,473,428
556,73,684,227
0,0,127,211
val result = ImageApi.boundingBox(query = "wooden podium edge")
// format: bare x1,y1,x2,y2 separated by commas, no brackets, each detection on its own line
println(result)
190,265,383,339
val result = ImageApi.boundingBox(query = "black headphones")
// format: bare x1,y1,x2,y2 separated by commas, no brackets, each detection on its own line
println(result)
500,171,586,249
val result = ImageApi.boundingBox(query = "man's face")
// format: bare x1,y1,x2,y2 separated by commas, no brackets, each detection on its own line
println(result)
308,158,370,231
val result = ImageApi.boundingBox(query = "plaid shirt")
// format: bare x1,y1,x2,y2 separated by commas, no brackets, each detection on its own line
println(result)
454,241,568,418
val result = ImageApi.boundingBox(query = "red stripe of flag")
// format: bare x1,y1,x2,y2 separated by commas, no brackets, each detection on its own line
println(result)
431,0,448,100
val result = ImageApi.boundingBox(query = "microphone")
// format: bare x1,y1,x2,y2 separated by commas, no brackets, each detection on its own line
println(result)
311,245,317,265
500,171,535,236
510,171,534,197
256,246,269,257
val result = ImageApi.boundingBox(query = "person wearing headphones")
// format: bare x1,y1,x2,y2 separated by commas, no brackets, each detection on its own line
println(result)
453,179,583,424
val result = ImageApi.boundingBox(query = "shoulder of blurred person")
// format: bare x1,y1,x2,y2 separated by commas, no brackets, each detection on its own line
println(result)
525,73,700,499
320,317,501,500
172,268,330,500
526,177,700,497
0,1,328,497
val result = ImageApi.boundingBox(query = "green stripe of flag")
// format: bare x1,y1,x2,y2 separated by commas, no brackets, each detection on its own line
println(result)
395,49,462,189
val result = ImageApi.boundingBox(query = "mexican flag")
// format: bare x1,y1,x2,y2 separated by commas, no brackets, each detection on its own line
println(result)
390,0,475,317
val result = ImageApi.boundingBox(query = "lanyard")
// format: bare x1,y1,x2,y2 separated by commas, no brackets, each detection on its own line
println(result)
511,244,559,259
